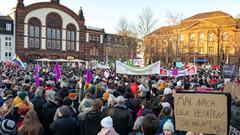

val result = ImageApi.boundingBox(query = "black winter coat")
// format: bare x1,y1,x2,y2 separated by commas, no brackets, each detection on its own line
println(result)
50,116,77,135
31,97,46,124
78,110,102,135
107,104,133,135
42,101,59,135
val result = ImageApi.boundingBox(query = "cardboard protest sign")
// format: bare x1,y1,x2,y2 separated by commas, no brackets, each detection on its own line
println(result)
174,93,229,135
223,81,234,93
232,85,240,99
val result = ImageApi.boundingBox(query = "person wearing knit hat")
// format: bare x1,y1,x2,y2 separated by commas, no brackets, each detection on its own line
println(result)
163,119,174,135
102,92,110,102
164,88,172,96
97,116,119,135
46,90,56,103
0,119,17,135
13,91,33,110
34,87,43,97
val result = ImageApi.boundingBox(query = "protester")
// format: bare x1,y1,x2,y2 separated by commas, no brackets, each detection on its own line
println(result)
18,110,44,135
50,106,77,135
141,114,159,135
106,96,133,135
97,116,119,135
0,119,18,135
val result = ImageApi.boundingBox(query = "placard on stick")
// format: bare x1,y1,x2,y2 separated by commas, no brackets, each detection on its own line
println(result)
174,93,229,135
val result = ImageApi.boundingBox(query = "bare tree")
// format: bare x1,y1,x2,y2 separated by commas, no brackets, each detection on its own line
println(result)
164,11,183,62
136,7,158,38
116,16,137,60
136,7,158,60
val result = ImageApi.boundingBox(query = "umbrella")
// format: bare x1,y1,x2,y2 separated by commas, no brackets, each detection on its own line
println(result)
70,59,85,62
54,59,68,62
34,58,53,62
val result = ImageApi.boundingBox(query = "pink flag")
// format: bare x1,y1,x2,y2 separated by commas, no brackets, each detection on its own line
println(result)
55,62,61,82
172,69,179,76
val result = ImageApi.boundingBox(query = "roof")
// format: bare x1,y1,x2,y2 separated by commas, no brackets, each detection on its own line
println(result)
183,11,232,21
145,26,174,37
0,16,13,21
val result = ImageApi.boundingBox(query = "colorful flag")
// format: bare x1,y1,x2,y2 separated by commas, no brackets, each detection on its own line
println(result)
86,66,92,84
35,64,40,87
12,54,25,68
55,62,61,82
172,69,179,76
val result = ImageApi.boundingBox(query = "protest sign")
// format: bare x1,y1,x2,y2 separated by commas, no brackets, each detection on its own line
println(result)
116,61,160,75
223,81,234,93
174,93,229,135
222,64,237,77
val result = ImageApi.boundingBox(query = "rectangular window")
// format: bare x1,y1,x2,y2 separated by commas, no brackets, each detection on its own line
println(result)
5,42,8,47
29,38,34,48
47,40,51,49
56,41,60,49
71,42,74,50
9,52,11,57
35,39,39,48
209,47,214,54
8,37,11,41
66,42,70,50
5,37,8,41
5,52,8,57
6,23,11,31
226,46,230,54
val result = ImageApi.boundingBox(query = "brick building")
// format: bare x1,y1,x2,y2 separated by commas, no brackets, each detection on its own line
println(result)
0,0,137,62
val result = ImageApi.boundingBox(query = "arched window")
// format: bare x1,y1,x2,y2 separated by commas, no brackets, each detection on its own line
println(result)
199,33,204,41
209,33,214,41
66,24,76,51
28,17,41,48
223,32,228,41
46,12,62,50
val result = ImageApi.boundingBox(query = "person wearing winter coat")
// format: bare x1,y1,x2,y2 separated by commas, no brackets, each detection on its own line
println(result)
97,116,119,135
231,97,240,132
50,106,77,135
42,90,59,135
13,91,33,110
30,87,46,125
79,99,103,135
106,96,133,135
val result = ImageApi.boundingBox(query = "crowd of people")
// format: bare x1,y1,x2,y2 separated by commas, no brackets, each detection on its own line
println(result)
0,62,239,135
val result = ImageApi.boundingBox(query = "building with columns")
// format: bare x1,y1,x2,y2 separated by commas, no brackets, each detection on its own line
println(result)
144,11,240,65
0,0,137,62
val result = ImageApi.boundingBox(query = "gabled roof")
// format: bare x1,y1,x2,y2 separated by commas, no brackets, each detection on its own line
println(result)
0,16,12,21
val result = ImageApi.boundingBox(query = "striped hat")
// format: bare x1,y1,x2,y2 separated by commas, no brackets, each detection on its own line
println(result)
0,119,17,135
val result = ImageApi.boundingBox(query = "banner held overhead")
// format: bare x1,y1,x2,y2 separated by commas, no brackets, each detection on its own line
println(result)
116,61,160,75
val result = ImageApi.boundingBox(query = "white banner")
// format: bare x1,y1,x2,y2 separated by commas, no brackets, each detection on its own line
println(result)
116,61,160,75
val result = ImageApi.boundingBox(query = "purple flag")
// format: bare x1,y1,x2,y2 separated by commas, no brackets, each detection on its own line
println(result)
35,64,40,87
55,62,61,82
172,69,179,76
86,66,92,84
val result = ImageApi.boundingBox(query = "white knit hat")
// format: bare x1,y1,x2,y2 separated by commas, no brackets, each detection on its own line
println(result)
163,119,174,132
164,88,172,95
101,116,113,128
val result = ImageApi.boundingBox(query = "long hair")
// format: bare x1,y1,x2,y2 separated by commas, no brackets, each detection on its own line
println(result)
18,110,42,135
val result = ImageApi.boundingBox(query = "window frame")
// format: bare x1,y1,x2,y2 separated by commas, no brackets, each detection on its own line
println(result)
46,12,62,50
28,17,41,49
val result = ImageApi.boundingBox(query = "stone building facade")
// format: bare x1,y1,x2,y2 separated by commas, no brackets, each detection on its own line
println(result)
144,11,240,65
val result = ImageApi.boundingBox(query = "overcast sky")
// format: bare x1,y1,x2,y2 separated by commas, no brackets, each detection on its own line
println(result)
0,0,239,33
